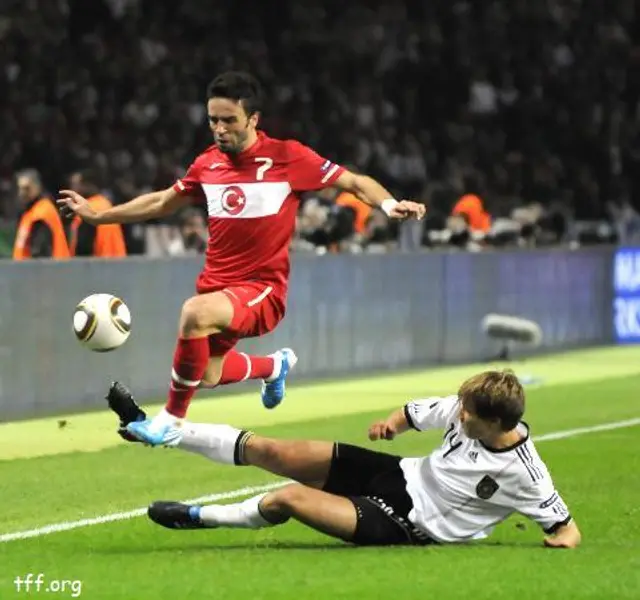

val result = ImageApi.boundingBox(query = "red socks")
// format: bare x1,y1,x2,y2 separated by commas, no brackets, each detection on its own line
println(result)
218,350,275,385
166,340,276,417
166,337,209,418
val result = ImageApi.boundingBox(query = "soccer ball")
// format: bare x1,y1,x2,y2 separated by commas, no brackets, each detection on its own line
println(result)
72,293,131,352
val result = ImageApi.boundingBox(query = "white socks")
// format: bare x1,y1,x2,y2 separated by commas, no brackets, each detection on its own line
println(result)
198,493,276,529
265,352,283,382
177,422,246,465
151,408,183,430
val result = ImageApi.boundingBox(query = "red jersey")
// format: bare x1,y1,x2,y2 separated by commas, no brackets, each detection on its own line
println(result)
173,131,345,295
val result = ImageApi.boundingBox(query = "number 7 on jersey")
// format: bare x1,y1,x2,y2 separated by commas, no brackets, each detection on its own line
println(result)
254,157,273,181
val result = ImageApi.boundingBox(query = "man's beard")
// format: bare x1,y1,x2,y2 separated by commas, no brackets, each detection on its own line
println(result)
217,130,248,155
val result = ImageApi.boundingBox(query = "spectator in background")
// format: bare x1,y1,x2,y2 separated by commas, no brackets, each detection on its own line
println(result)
294,197,330,253
67,168,127,258
1,0,638,255
297,200,357,254
167,207,207,256
362,208,394,253
12,169,70,260
451,174,491,235
608,197,640,244
334,165,372,237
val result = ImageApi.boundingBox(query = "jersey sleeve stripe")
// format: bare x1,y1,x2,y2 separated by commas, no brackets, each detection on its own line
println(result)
520,444,543,479
320,164,340,184
404,404,419,430
539,492,559,509
516,447,541,482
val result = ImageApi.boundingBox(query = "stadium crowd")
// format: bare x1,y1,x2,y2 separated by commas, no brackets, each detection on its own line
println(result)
1,0,640,257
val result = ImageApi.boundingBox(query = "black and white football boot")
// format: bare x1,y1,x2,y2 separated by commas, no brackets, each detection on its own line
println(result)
147,501,206,530
105,381,147,443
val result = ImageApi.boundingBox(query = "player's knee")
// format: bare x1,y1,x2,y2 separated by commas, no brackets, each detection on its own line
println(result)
263,484,306,515
179,297,208,334
179,295,232,336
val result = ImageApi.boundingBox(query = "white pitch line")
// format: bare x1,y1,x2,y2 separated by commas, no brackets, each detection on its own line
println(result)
533,418,640,442
0,482,289,543
1,417,639,544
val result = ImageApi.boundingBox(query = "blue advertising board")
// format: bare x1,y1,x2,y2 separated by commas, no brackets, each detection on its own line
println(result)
613,247,640,343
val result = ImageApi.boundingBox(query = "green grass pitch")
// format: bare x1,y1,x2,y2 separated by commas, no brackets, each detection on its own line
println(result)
1,346,639,599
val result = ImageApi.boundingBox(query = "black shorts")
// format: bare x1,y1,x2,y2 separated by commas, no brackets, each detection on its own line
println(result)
322,443,435,546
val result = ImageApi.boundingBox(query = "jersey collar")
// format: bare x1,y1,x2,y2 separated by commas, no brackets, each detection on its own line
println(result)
478,422,530,453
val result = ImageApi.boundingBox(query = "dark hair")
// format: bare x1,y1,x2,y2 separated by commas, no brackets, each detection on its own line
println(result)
206,71,263,116
458,369,525,431
76,167,103,189
462,171,482,194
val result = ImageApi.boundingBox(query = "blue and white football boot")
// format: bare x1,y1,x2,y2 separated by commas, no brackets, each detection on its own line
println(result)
260,348,298,409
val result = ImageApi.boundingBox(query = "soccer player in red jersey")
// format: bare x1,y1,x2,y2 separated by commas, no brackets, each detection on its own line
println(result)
58,72,425,446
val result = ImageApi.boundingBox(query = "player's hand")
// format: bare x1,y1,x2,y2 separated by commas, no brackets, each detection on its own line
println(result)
388,200,426,221
542,522,581,549
368,420,397,441
57,190,101,224
543,536,573,549
543,533,580,549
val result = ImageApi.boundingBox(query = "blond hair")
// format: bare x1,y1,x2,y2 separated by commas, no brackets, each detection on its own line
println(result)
458,369,525,431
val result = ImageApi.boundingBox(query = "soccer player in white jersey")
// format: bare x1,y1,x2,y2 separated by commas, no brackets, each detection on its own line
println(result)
134,369,581,548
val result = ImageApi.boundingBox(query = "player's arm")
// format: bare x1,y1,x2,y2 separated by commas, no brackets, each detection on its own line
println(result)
369,395,459,441
368,407,411,441
333,170,425,220
57,187,192,226
515,483,581,549
286,141,424,220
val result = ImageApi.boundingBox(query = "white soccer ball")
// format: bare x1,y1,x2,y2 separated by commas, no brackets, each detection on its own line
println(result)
72,293,131,352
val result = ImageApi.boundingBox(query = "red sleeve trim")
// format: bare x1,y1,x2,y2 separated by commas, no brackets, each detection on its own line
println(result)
320,164,345,186
173,179,188,195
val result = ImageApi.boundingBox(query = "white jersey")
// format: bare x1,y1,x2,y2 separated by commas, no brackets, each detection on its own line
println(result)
399,395,572,543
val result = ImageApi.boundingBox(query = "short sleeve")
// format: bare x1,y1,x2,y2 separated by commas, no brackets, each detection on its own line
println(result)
404,395,459,431
173,160,206,201
514,482,572,534
286,140,345,192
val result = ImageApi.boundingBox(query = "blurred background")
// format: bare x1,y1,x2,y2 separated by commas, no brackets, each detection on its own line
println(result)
2,0,640,259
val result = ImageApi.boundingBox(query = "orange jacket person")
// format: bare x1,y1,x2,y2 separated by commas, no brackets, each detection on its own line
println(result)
68,169,127,257
13,169,71,260
335,190,372,235
452,194,491,233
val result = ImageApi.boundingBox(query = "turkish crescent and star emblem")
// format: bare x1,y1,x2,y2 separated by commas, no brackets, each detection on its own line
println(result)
220,185,247,216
